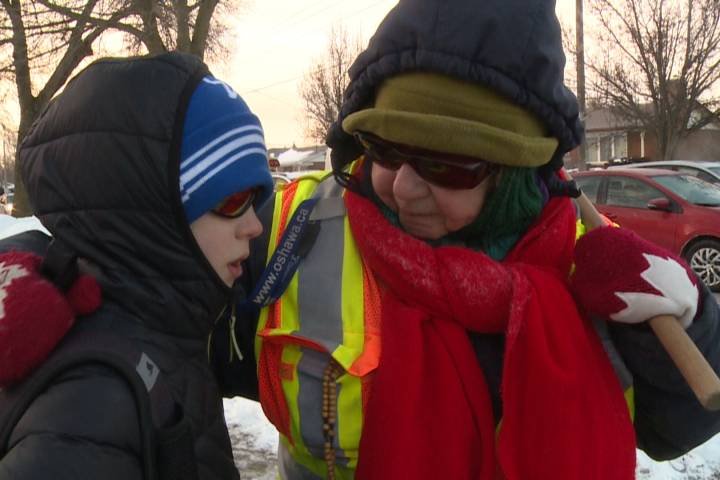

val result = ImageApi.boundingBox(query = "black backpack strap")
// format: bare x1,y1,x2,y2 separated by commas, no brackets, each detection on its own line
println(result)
39,238,80,292
0,328,198,480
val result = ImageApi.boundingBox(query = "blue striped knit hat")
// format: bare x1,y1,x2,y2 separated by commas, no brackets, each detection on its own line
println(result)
180,76,273,224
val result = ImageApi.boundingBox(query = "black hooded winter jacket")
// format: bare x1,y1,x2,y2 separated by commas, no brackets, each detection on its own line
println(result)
0,53,240,479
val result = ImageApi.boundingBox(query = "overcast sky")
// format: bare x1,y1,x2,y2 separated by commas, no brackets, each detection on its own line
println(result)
211,0,576,149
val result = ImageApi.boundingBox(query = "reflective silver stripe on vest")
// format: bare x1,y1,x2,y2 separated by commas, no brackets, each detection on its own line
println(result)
296,349,349,465
279,439,325,480
295,177,351,464
297,177,347,353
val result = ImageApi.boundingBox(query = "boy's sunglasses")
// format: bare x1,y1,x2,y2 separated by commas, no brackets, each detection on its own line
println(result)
353,131,497,190
212,188,258,218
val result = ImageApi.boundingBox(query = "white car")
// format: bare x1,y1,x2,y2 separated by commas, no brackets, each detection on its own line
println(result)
620,160,720,185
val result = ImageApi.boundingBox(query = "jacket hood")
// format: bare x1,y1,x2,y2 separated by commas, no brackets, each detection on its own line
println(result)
327,0,583,175
19,52,227,339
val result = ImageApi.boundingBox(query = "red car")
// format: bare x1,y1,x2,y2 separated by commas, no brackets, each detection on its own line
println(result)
574,168,720,291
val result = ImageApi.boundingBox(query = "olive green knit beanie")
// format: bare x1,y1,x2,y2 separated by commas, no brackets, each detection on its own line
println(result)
342,73,559,167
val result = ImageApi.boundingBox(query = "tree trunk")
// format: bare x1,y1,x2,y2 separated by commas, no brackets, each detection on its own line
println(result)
174,0,191,51
12,104,39,217
138,0,167,54
190,0,220,59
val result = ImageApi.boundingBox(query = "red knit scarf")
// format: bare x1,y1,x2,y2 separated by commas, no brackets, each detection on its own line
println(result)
345,191,636,480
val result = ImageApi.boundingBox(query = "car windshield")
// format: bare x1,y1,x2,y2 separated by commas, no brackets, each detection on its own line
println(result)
652,174,720,206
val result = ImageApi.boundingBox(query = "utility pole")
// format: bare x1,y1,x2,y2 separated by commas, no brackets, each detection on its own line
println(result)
576,0,587,170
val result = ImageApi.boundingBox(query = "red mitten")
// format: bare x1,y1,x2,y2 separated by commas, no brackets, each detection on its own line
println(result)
0,251,101,386
571,227,700,328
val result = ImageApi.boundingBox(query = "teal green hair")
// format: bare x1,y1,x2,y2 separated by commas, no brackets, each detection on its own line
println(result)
448,167,544,258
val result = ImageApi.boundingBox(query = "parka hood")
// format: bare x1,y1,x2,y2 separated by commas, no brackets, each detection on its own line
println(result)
20,52,227,339
327,0,583,177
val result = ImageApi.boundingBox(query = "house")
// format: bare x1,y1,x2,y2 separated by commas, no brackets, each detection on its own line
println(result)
580,104,720,168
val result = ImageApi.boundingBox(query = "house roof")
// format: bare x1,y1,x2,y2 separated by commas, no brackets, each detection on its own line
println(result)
585,103,720,132
584,107,643,132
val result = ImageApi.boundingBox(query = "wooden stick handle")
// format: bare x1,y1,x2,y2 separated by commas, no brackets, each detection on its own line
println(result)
567,170,720,411
649,315,720,410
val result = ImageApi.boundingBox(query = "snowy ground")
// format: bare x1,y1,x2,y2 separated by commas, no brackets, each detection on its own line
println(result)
224,398,278,480
225,397,720,479
0,215,47,239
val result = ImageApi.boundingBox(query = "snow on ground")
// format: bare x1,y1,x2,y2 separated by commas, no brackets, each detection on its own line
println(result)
225,398,278,480
0,215,47,240
637,441,720,480
225,397,720,479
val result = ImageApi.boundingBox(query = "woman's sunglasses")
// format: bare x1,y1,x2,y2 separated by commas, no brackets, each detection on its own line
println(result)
353,131,497,190
212,188,258,218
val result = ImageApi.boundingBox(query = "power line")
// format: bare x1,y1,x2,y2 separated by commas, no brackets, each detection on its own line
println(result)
279,1,344,31
233,0,344,63
246,89,299,109
240,1,391,97
242,52,348,94
335,0,388,20
234,0,384,63
243,73,307,94
273,0,333,27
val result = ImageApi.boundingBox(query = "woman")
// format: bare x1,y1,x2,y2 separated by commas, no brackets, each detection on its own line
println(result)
216,0,720,478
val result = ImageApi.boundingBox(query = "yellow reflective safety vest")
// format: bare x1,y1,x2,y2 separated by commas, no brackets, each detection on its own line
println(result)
255,172,380,479
253,173,636,479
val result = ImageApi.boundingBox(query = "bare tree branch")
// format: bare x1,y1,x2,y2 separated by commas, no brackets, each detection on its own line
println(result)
587,0,720,159
0,0,244,215
35,1,145,39
300,26,363,143
2,0,33,114
134,0,167,54
190,0,219,59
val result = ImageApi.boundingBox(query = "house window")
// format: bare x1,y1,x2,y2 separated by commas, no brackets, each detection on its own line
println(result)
613,134,628,159
600,137,613,161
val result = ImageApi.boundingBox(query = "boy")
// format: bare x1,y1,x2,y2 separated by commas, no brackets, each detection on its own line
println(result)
0,52,273,479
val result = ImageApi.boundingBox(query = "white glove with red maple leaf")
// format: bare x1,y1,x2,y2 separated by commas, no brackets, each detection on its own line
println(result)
571,227,700,328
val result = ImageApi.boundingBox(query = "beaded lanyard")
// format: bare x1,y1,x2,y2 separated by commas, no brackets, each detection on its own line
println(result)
322,360,343,479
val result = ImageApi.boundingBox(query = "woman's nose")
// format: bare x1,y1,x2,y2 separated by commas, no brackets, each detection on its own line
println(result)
393,163,430,200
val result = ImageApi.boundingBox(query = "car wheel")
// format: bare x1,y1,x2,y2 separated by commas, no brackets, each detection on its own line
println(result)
685,239,720,292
